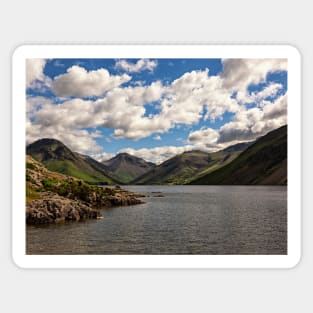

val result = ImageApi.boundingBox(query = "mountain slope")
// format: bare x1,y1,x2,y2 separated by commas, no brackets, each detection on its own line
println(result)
189,125,287,185
26,138,118,184
132,143,251,185
102,153,155,184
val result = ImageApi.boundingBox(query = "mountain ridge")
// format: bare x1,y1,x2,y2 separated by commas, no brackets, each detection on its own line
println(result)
26,125,286,186
131,142,251,185
26,138,119,184
189,125,287,185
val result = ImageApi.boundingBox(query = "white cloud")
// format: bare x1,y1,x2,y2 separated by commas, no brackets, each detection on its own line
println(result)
153,135,161,140
101,69,238,140
221,59,287,92
188,128,220,147
90,152,115,162
51,65,131,97
26,96,51,116
28,67,286,145
187,93,287,149
262,94,287,120
27,59,288,158
115,59,157,73
26,81,167,150
26,96,103,154
216,94,287,144
120,145,193,164
236,82,283,105
26,59,48,88
161,69,239,125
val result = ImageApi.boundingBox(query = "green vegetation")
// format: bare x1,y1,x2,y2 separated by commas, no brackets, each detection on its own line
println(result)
195,151,241,177
25,155,142,215
38,177,113,204
27,138,117,184
189,125,287,185
26,162,36,170
26,126,286,188
26,157,116,205
44,159,111,184
132,146,249,185
26,184,40,202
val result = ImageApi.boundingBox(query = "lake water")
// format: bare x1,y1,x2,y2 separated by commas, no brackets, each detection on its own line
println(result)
26,185,287,255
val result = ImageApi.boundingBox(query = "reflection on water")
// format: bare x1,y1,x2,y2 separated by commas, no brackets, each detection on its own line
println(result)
27,185,287,255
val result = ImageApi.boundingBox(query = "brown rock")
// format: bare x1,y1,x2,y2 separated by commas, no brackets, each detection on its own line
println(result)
26,193,100,225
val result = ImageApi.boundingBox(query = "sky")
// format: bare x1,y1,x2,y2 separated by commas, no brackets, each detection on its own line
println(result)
26,58,288,164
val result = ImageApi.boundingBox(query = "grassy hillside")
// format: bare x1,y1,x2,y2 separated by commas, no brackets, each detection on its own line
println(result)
132,144,249,185
26,155,143,224
27,138,117,184
189,125,287,185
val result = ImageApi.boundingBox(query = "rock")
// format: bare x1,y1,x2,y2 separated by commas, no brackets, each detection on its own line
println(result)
26,193,100,225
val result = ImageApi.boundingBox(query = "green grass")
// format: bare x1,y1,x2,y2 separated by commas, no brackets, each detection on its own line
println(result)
26,184,40,202
190,126,287,185
194,152,241,178
43,159,112,184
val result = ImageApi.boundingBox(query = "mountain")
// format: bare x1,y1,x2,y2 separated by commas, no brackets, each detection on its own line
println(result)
132,143,251,185
102,153,155,184
189,125,287,185
26,138,118,184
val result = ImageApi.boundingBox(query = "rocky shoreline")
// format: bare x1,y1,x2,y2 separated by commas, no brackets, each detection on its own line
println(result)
26,155,144,225
26,189,144,225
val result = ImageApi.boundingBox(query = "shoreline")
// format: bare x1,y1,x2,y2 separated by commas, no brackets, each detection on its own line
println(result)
26,155,144,225
26,187,145,225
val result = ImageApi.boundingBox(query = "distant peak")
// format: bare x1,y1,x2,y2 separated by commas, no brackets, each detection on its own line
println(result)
114,152,142,160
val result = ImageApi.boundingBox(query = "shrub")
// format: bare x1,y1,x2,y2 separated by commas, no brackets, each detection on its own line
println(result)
41,178,58,191
26,162,36,170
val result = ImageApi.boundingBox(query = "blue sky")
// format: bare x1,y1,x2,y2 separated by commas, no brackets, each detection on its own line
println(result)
26,58,287,163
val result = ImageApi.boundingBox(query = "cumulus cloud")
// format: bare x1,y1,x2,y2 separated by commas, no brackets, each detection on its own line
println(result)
96,69,237,140
51,65,131,97
120,145,194,164
27,67,286,145
162,69,239,124
26,96,103,154
212,95,287,145
115,59,157,73
188,128,220,147
187,93,287,150
27,59,288,159
26,81,166,149
221,59,287,92
26,59,48,88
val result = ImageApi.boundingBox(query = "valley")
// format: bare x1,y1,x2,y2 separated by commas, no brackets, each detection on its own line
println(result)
27,125,287,186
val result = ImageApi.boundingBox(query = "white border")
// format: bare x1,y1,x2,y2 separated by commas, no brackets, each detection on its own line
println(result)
12,45,301,268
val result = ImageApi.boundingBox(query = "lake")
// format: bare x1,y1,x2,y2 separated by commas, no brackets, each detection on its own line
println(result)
26,185,287,255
